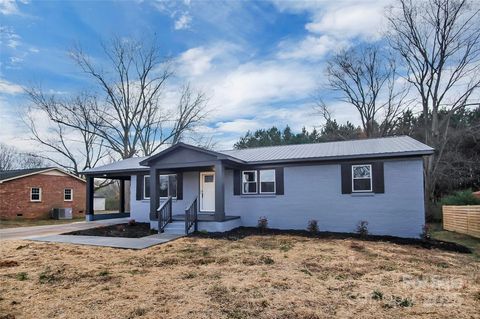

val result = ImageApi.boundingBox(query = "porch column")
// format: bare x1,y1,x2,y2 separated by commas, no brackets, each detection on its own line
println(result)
149,168,159,220
85,176,94,221
214,161,225,221
119,179,125,214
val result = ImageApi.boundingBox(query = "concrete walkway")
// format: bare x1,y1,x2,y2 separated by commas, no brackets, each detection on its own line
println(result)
28,233,184,249
0,218,184,249
0,218,130,240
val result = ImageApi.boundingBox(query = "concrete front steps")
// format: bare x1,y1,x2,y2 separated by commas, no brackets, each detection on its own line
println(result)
150,220,186,234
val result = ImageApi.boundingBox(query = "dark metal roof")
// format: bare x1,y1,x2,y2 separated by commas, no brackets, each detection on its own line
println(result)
83,136,434,175
0,168,54,182
220,136,434,163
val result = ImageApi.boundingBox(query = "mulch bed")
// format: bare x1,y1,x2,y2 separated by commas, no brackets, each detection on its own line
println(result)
63,223,154,238
192,227,472,254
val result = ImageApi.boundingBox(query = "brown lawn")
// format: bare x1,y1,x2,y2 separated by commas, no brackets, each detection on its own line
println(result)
0,236,479,319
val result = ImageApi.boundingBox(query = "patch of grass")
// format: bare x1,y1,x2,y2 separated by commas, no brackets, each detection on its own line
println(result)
128,307,148,318
371,290,383,300
300,267,312,276
98,270,110,277
38,267,58,284
429,223,480,259
16,272,28,281
260,255,274,265
181,271,197,279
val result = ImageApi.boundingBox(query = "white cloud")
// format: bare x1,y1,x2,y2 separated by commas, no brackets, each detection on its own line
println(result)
272,0,390,62
174,12,192,30
277,35,346,61
0,0,19,15
0,78,23,95
178,46,219,76
305,3,387,40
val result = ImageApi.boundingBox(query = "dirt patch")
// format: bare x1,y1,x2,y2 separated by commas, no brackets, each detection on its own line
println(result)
193,227,472,254
0,260,19,268
0,235,478,318
63,222,154,238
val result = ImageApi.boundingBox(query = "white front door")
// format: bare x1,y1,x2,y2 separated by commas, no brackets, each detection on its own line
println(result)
200,172,215,212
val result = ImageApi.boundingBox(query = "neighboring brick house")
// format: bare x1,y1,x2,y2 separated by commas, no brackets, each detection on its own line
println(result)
0,168,86,220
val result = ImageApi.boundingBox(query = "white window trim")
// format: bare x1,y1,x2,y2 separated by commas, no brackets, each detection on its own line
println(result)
242,170,257,194
64,188,73,201
143,175,150,199
259,169,276,194
144,174,177,200
30,187,42,202
352,164,373,193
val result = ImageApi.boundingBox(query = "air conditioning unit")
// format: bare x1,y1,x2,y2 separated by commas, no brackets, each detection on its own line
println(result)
51,208,73,220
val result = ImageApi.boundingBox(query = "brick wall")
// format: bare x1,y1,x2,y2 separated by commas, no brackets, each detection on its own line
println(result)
0,174,86,219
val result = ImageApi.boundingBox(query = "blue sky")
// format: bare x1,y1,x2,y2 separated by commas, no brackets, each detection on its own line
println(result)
0,0,389,153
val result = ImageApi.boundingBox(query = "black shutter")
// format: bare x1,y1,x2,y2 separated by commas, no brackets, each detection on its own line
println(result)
372,162,384,193
233,170,241,195
176,172,183,200
275,167,284,195
341,164,352,194
136,174,144,200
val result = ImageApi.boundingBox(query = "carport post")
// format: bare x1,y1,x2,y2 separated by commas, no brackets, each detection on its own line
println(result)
85,175,94,221
119,179,125,214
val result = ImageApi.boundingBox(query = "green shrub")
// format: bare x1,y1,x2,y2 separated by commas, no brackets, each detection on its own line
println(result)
440,190,480,206
16,272,28,281
307,219,319,233
257,216,268,230
356,220,369,238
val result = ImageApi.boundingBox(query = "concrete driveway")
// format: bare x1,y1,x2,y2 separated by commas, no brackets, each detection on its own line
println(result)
0,218,130,240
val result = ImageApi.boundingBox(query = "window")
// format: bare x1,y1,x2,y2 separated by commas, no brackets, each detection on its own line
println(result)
64,188,73,201
30,187,42,202
352,164,372,192
144,174,177,199
242,171,257,194
144,176,151,199
259,169,276,194
160,174,177,198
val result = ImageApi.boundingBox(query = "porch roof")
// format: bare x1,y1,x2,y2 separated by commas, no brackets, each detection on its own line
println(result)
82,136,433,175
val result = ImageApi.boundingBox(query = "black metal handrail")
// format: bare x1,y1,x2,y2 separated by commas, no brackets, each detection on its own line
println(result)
185,197,198,234
158,196,173,233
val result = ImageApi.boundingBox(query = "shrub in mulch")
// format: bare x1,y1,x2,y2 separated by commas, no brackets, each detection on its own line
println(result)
63,223,154,238
191,227,471,254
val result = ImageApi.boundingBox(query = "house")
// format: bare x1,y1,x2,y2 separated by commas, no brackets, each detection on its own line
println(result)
0,168,86,220
83,136,434,238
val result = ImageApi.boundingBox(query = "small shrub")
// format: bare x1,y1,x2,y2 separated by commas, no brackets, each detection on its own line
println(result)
38,268,57,284
128,219,136,226
257,216,268,231
307,220,319,233
440,189,480,206
98,270,110,277
16,272,28,281
260,255,274,265
356,220,369,237
420,224,430,240
199,230,209,234
371,290,383,300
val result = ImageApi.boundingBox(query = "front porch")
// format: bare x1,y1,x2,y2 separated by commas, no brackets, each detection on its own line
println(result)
83,143,245,234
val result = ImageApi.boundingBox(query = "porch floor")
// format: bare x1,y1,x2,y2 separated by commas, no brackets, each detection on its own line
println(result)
172,214,240,222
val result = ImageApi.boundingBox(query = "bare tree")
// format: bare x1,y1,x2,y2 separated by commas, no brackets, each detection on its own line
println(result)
387,0,480,200
324,44,410,137
67,37,208,158
23,92,108,176
0,143,17,171
0,143,45,171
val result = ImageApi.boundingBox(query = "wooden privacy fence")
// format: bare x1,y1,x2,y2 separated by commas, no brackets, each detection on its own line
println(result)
443,205,480,238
